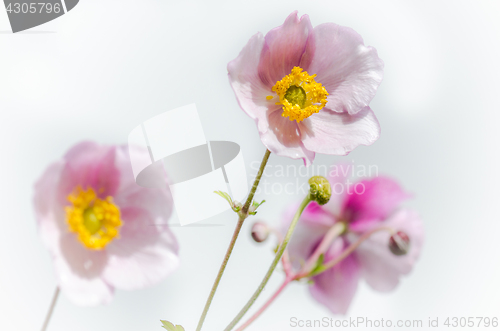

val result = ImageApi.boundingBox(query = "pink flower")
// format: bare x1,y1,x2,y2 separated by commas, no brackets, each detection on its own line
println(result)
34,141,179,306
283,169,424,314
228,12,384,166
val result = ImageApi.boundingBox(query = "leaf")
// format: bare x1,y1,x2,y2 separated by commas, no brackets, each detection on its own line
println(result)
253,199,266,208
160,320,186,331
309,254,326,276
214,191,242,212
214,190,233,205
160,320,176,331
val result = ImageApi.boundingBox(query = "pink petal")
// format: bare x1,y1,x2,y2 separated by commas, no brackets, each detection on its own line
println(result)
302,23,384,115
260,109,315,166
309,238,360,315
54,233,113,306
33,161,66,251
323,163,354,217
257,11,315,87
353,209,424,292
343,176,411,231
301,202,337,227
299,106,380,156
228,32,277,121
58,141,120,200
113,146,174,222
102,207,179,290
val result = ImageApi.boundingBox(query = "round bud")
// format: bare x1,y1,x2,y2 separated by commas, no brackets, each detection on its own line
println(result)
389,231,410,256
308,176,332,205
251,222,269,243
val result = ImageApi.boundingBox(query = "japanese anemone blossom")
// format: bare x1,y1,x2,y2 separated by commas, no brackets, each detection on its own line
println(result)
34,142,179,306
283,168,424,314
228,11,384,166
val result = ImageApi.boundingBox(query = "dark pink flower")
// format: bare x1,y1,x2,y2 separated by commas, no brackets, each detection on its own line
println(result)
283,170,424,314
228,12,383,165
34,142,179,306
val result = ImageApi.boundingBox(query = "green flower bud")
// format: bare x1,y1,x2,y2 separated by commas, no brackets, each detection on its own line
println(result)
308,176,331,205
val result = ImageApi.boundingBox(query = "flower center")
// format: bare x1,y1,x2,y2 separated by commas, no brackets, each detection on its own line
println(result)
284,85,306,109
66,187,122,250
268,66,329,122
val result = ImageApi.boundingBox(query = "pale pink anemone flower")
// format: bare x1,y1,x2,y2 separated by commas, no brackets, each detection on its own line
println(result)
283,169,424,314
34,141,179,306
228,11,384,166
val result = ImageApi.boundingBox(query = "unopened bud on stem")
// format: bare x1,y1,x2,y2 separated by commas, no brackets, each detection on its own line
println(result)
389,231,410,256
308,176,331,205
251,222,270,243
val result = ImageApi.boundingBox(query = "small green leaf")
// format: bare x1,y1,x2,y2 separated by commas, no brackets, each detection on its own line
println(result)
309,254,326,276
253,199,266,208
160,320,176,331
214,190,233,205
160,320,186,331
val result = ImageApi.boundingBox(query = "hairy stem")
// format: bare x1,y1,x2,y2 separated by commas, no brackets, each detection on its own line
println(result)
224,194,312,331
234,226,396,329
195,149,271,331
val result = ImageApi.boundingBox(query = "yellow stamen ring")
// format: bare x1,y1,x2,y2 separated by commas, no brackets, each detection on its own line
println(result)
268,66,329,122
66,187,122,250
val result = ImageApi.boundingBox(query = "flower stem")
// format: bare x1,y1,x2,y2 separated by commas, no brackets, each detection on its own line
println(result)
233,226,396,329
195,149,271,331
224,194,312,331
40,287,60,331
235,277,293,331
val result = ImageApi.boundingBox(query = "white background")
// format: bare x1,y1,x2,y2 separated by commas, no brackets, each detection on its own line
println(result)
1,0,499,330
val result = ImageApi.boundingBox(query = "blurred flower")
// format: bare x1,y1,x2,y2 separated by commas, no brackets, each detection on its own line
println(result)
283,169,423,314
228,11,383,166
34,141,179,306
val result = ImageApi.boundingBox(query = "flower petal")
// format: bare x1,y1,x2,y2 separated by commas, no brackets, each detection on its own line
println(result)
54,233,113,306
102,207,179,290
343,176,411,231
228,32,277,120
309,238,360,315
58,141,120,200
260,109,315,166
33,161,66,250
302,22,384,115
322,163,353,217
299,106,380,156
353,209,424,292
257,11,315,87
113,146,174,222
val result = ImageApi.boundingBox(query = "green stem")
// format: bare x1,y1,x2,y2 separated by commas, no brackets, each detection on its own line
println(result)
224,194,312,331
195,149,271,331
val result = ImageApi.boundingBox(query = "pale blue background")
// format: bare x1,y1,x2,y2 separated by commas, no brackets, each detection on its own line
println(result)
0,0,499,330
